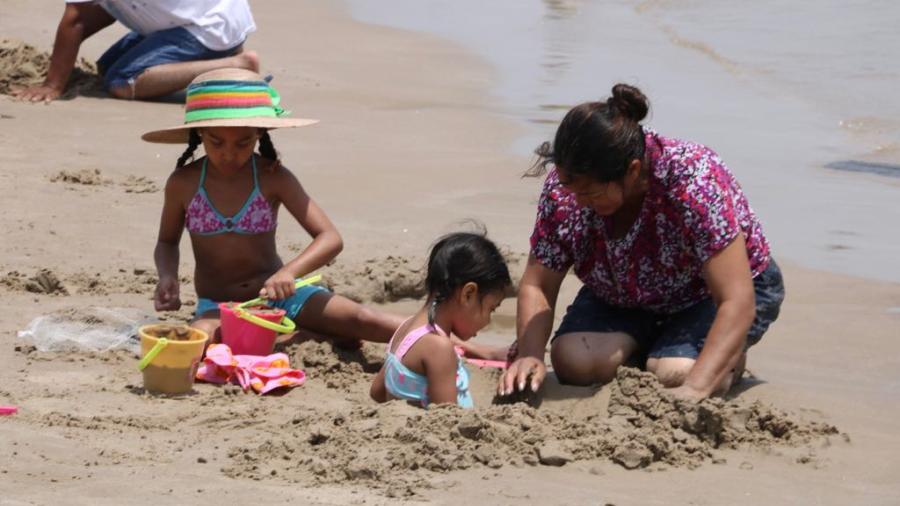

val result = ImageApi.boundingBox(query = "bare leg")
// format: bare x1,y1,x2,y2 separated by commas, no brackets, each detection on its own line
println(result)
549,331,638,385
189,312,222,344
293,292,405,345
109,50,260,99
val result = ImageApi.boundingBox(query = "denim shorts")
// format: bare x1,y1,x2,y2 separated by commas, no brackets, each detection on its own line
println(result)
97,26,240,91
553,258,785,360
195,285,329,320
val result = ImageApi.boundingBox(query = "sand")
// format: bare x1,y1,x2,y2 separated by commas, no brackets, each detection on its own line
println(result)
1,1,899,505
224,363,840,496
0,37,102,99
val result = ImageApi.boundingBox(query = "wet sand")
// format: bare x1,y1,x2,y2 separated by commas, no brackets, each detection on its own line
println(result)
347,0,900,282
1,1,899,504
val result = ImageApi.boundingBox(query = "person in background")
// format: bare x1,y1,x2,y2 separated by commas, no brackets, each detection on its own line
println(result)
13,0,258,102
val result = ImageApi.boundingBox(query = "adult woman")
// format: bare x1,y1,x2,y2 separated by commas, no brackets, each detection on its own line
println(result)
499,84,784,401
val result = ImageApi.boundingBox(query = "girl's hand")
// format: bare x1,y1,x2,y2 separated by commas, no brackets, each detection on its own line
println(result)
450,336,511,361
260,269,296,300
154,276,181,311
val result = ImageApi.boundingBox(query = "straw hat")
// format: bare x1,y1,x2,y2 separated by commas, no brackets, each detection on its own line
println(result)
141,68,318,144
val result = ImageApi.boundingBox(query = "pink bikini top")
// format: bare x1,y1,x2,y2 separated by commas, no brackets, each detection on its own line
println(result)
185,156,277,235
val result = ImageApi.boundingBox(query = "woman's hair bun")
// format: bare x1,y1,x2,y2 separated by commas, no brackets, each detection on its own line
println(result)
607,83,649,122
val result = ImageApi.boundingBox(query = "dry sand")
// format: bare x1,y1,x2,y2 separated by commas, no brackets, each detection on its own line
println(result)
1,1,899,505
0,37,102,99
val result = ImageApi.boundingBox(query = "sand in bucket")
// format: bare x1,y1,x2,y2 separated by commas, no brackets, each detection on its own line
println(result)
219,302,288,356
218,275,315,355
138,324,208,394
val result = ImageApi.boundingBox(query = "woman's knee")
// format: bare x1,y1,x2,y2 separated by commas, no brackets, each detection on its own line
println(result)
646,357,694,388
550,332,634,386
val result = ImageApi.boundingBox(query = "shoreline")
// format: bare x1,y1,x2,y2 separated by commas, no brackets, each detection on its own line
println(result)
344,0,900,284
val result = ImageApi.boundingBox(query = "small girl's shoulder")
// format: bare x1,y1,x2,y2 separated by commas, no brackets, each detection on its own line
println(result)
420,332,457,358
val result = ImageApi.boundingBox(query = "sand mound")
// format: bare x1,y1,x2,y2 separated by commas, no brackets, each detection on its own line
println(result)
49,169,109,186
0,38,102,97
1,269,68,295
321,251,527,304
322,256,426,303
604,368,840,465
65,268,161,296
119,175,159,193
48,170,159,193
1,268,169,297
282,339,383,390
223,367,841,496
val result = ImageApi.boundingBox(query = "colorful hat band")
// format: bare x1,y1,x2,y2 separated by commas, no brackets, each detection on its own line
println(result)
184,80,287,123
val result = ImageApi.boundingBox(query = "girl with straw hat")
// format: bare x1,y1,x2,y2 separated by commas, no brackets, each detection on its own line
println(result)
145,68,404,346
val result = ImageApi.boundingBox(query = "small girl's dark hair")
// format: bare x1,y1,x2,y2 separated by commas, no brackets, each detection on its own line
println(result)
526,83,649,182
175,128,280,168
425,231,512,306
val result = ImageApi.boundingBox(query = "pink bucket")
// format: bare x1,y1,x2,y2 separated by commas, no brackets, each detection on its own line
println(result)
219,302,287,356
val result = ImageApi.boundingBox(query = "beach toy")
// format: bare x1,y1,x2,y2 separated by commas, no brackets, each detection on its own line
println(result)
219,275,321,355
453,346,508,369
0,405,17,416
138,324,209,394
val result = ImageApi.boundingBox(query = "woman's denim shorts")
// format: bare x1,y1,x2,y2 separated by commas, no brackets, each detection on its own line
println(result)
553,259,785,359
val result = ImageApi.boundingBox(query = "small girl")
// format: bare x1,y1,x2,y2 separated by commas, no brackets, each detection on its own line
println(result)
370,232,512,408
143,68,402,346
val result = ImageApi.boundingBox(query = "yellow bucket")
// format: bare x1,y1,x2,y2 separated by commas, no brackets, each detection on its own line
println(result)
138,324,208,395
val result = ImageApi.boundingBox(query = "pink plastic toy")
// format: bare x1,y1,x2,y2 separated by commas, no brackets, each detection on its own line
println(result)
219,302,289,356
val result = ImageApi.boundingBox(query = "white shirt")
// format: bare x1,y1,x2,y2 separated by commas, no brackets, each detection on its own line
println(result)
66,0,256,51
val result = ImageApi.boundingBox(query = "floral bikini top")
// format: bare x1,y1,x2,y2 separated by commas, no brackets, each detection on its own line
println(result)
185,156,277,235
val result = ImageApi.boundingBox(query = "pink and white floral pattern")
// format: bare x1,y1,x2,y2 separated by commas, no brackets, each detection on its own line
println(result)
530,129,770,314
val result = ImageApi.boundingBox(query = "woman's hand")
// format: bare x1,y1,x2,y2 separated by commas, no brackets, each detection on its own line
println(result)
154,276,181,311
498,356,546,396
684,235,756,397
496,256,565,397
260,269,296,300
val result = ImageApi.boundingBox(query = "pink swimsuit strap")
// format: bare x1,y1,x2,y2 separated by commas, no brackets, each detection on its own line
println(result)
387,317,447,359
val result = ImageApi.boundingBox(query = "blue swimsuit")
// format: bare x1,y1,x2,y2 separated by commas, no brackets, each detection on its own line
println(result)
384,319,473,408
